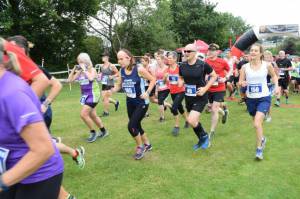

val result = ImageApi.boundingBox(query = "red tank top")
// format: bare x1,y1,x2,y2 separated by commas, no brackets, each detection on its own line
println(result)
167,65,185,94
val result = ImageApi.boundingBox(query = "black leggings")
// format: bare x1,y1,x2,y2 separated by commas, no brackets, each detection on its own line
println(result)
158,90,170,105
171,92,185,116
0,173,63,199
127,102,149,137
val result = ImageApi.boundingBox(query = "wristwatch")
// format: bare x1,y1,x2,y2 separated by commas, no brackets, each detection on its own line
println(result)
0,175,9,191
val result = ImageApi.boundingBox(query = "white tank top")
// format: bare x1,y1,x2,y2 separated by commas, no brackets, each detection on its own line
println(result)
245,61,270,98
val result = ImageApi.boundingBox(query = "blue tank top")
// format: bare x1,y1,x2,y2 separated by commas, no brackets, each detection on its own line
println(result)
121,65,149,105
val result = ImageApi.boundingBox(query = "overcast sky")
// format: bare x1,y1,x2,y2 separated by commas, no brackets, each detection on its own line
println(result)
209,0,299,26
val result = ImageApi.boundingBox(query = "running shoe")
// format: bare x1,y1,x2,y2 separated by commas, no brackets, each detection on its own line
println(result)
101,111,109,117
144,144,153,152
98,130,109,138
159,117,165,122
115,100,120,111
67,194,76,199
238,98,245,105
172,127,180,136
265,115,272,123
134,146,145,160
255,148,263,160
184,121,189,128
285,98,289,104
87,132,98,143
193,135,210,151
222,109,229,124
209,131,215,139
274,100,280,107
261,136,267,150
73,146,85,169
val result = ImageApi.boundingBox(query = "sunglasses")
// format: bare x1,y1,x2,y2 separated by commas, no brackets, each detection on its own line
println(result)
184,50,196,53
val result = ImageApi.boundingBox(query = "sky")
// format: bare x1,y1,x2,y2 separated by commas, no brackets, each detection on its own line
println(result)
209,0,300,26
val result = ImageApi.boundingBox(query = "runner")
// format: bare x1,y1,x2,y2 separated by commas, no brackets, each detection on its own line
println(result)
113,49,156,160
236,54,250,104
68,53,108,143
166,51,189,136
0,39,64,198
98,53,119,117
155,53,172,122
178,44,217,150
205,43,230,138
224,51,237,99
291,56,300,93
239,44,279,160
275,50,293,106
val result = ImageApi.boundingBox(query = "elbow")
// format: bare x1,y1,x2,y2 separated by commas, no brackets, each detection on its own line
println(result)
40,143,55,161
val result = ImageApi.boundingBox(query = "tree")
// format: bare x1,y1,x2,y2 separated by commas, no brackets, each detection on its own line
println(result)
0,0,100,70
81,36,104,64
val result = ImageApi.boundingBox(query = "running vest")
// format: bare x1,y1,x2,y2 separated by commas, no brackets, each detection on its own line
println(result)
121,65,149,105
77,72,100,104
100,64,114,86
155,66,169,91
168,65,185,94
245,61,270,98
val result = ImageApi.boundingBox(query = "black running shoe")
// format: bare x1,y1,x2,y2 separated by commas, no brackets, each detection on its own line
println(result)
115,100,120,111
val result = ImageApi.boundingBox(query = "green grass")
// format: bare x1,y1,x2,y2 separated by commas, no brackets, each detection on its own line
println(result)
51,84,300,199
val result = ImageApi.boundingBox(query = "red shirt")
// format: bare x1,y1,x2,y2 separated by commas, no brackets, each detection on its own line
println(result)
167,65,185,94
4,41,42,84
205,57,230,92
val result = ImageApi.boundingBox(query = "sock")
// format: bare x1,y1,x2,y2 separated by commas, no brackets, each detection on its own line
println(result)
90,130,96,134
286,96,288,100
100,127,106,133
193,123,207,140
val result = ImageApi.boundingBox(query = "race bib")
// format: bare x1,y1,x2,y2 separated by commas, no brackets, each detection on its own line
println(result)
168,75,179,85
185,84,197,97
279,69,285,76
80,95,88,105
78,78,89,86
123,86,136,98
0,147,9,174
248,84,262,94
101,75,109,85
157,80,167,89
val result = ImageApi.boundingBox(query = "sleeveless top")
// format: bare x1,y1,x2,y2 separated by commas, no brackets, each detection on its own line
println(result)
245,61,270,98
121,65,149,105
100,64,114,86
167,65,185,94
77,72,100,104
155,66,169,91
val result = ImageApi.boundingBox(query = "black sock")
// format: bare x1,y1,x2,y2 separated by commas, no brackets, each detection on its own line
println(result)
100,127,106,133
193,123,207,140
90,130,96,134
286,96,288,100
277,98,280,102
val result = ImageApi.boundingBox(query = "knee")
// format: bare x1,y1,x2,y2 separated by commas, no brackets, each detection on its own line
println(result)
253,120,262,129
128,122,139,137
171,106,178,116
80,110,89,119
187,117,197,127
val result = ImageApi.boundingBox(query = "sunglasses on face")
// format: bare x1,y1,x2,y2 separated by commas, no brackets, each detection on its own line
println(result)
184,50,196,53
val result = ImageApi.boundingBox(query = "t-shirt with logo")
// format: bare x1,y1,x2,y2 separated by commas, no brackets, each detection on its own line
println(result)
276,58,292,78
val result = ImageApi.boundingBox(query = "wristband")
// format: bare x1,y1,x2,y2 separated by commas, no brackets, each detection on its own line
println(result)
0,175,9,191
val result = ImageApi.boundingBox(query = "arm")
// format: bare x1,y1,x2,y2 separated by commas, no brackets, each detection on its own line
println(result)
197,70,217,96
41,77,62,113
139,67,156,99
83,67,96,81
30,73,50,98
111,71,122,93
68,66,81,82
238,65,247,87
109,64,120,79
268,64,279,95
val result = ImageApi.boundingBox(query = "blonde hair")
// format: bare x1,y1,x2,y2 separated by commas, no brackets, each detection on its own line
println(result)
0,38,21,75
77,52,93,69
264,50,273,57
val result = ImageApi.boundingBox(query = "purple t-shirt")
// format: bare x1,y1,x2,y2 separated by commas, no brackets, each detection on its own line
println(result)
0,71,64,184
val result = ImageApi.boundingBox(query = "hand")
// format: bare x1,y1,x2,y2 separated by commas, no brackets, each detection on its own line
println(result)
240,81,247,87
80,64,87,71
196,87,207,96
140,92,149,100
274,86,280,96
41,104,48,113
219,77,227,83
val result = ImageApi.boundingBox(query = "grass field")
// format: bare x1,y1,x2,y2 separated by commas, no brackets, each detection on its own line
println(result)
51,84,300,199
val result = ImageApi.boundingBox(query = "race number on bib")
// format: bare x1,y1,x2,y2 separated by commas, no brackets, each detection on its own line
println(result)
248,84,262,94
123,86,136,98
101,75,109,85
185,84,197,97
0,147,9,174
80,95,88,105
168,75,179,85
279,69,285,76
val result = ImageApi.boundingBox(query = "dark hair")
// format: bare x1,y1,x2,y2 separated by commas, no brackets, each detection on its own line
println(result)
119,49,135,70
141,56,150,63
6,35,30,55
0,38,22,75
144,53,152,58
251,43,264,60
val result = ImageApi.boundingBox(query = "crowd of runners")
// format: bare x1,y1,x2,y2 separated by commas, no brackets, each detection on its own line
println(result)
0,34,299,198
